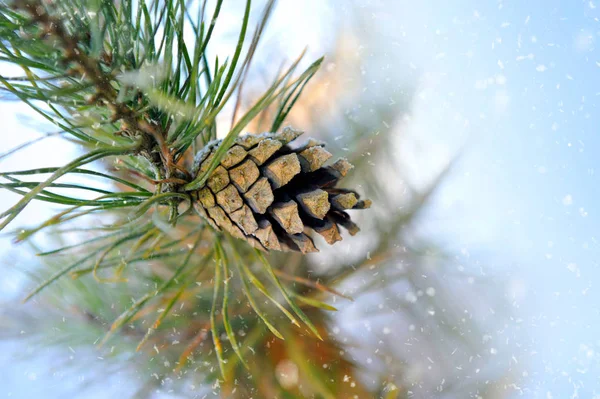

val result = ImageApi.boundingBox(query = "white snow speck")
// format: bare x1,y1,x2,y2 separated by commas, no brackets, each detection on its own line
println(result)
566,263,580,277
405,292,417,303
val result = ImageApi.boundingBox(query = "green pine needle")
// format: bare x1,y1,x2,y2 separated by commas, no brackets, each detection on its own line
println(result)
216,240,249,370
210,243,227,380
254,250,323,341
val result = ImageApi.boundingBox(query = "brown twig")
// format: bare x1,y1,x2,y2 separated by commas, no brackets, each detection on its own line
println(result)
274,269,354,301
175,326,209,372
126,169,189,186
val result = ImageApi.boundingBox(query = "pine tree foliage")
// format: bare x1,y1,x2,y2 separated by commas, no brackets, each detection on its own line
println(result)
0,0,326,379
0,0,367,392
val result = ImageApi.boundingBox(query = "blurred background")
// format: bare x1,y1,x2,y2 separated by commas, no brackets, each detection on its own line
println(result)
1,0,599,397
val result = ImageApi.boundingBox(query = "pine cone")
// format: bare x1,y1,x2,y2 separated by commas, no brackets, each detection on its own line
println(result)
192,127,371,253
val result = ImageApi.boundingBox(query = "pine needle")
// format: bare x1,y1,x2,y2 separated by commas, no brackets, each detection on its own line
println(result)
216,240,249,369
210,243,227,380
254,250,323,340
99,232,204,347
228,240,284,340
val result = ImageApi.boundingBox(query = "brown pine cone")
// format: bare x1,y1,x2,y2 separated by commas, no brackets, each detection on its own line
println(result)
192,127,371,253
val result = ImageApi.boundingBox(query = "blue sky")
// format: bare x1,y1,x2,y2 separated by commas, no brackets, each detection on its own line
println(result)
1,0,600,397
388,0,600,396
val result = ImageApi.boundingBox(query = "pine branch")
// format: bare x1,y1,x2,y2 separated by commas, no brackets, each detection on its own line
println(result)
0,0,339,386
0,2,505,398
15,1,172,176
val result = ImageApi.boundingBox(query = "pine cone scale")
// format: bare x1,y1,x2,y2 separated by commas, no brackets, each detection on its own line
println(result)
247,138,282,165
243,177,274,214
215,185,243,213
229,159,260,192
254,219,281,251
269,200,304,235
298,145,332,172
220,145,247,168
262,153,302,189
296,189,330,219
230,204,258,235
